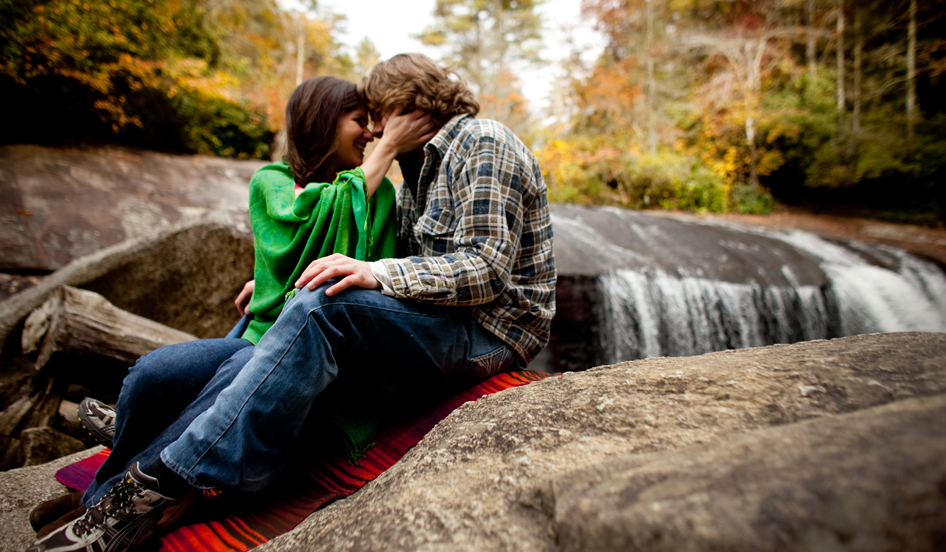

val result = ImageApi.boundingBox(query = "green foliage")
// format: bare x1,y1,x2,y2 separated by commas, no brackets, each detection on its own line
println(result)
174,91,273,159
537,136,732,214
731,184,775,214
552,0,946,223
0,0,348,158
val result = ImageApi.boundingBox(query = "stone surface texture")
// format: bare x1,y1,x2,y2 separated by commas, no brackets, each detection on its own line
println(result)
0,214,253,349
18,427,86,467
0,447,101,551
1,332,944,552
248,331,946,552
0,144,261,273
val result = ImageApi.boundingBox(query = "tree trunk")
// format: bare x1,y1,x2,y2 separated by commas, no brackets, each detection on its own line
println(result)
907,0,917,142
808,0,817,79
837,0,845,114
853,4,862,135
646,0,657,154
22,286,198,372
296,22,305,86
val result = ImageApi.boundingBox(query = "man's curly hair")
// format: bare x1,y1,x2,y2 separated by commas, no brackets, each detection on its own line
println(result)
358,53,479,126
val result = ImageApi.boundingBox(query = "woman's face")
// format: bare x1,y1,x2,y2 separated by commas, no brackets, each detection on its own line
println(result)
329,105,373,171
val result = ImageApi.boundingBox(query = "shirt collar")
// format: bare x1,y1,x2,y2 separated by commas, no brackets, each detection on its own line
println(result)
426,114,472,158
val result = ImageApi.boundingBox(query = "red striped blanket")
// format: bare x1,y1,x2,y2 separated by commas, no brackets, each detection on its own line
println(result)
55,370,546,552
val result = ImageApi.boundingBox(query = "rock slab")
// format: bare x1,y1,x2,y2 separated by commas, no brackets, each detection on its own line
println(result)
0,144,262,273
258,332,946,552
1,333,944,552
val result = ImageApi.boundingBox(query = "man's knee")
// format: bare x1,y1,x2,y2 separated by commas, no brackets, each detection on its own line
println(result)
288,282,379,312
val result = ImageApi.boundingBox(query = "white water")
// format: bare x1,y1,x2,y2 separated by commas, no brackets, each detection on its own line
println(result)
597,229,946,363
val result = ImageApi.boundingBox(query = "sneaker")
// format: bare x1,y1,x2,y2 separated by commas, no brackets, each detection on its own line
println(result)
26,462,196,552
77,398,115,448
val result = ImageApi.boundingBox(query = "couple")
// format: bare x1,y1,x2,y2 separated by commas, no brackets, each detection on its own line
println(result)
28,53,556,552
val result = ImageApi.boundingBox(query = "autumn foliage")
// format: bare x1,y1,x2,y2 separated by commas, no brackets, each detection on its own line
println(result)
0,0,352,158
536,0,946,220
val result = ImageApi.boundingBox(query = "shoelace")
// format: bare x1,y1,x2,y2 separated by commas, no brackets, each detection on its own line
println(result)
72,478,141,538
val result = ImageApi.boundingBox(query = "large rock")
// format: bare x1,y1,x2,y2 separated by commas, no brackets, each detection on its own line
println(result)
546,395,946,551
0,144,262,273
0,213,253,349
257,332,946,552
1,334,943,552
18,428,86,467
0,447,102,552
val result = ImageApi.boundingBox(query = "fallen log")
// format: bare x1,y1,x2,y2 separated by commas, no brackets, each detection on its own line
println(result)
21,286,197,371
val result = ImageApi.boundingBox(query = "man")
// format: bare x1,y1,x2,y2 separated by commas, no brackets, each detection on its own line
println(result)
29,53,556,552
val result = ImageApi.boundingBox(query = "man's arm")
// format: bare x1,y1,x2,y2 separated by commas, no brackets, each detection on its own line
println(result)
372,132,524,306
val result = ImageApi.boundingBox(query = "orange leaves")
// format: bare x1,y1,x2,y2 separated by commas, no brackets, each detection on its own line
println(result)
576,58,642,131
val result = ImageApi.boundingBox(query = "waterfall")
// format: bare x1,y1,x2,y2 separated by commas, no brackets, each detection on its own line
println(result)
595,229,946,364
546,204,946,367
776,231,946,336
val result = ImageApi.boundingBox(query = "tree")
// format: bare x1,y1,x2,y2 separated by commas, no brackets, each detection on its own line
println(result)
0,0,353,157
352,37,381,80
683,1,787,188
417,0,543,136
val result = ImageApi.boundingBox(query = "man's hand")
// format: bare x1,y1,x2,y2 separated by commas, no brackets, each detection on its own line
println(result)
295,253,381,296
235,280,254,315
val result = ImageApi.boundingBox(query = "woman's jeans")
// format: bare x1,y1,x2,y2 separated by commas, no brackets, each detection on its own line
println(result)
87,282,516,502
82,338,254,505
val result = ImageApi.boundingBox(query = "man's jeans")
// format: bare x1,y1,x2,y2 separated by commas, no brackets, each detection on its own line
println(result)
90,282,516,499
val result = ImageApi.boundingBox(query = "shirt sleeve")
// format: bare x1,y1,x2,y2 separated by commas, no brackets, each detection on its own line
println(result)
370,261,395,296
376,134,521,306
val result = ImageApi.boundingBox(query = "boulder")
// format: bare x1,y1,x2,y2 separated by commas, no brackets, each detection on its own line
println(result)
257,332,946,552
0,447,101,551
544,395,946,551
0,144,262,273
18,428,86,467
1,332,944,552
0,213,253,350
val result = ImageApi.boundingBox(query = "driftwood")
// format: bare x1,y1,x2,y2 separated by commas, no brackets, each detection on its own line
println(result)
21,286,197,371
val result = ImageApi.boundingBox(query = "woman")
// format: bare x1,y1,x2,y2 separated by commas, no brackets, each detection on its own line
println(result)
29,75,435,537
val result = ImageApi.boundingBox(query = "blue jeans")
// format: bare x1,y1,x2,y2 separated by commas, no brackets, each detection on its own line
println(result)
82,338,254,506
161,283,516,491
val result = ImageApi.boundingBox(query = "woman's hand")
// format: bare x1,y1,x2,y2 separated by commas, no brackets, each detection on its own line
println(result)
234,280,254,315
376,107,438,155
295,253,381,296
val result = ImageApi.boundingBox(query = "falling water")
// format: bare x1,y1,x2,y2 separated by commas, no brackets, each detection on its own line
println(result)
598,269,832,363
548,205,946,366
595,230,946,363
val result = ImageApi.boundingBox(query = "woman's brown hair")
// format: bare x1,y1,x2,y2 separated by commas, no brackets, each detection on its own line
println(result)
285,76,360,186
358,53,479,126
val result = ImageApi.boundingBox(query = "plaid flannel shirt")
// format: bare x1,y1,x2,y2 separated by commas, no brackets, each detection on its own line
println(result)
375,115,556,365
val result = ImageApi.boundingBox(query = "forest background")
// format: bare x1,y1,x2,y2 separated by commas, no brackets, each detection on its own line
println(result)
1,0,944,224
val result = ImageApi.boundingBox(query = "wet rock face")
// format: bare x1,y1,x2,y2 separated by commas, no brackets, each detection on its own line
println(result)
550,204,828,288
254,332,946,552
0,144,263,273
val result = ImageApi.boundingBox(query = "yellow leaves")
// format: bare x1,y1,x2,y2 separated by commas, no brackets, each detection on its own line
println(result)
166,57,240,103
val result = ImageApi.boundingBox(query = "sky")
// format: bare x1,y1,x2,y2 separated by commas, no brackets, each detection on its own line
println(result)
314,0,605,117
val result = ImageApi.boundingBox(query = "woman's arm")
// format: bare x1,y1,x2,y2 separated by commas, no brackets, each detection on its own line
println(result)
360,108,437,198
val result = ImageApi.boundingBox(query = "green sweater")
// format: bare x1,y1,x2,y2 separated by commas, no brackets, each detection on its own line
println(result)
241,162,398,344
